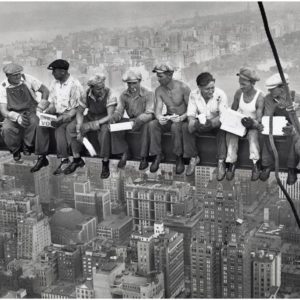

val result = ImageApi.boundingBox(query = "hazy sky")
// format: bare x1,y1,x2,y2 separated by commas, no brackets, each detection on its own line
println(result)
0,1,295,44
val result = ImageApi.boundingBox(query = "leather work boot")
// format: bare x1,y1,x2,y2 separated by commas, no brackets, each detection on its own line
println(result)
259,167,273,182
251,161,261,181
186,156,200,176
64,158,85,175
101,160,110,179
30,156,49,173
226,163,236,181
118,151,128,169
287,168,297,185
23,145,32,156
217,160,226,181
53,159,70,175
150,155,162,173
13,150,21,162
139,157,149,171
176,155,185,175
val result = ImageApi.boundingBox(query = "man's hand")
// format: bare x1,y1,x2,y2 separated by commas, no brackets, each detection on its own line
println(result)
282,123,295,136
197,119,213,132
17,113,30,128
158,116,168,125
132,118,144,132
286,102,300,112
241,117,255,129
50,117,63,128
256,123,264,132
170,114,181,123
109,113,119,124
44,106,56,115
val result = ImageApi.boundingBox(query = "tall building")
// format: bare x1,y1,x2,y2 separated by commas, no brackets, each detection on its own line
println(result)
57,245,82,282
191,180,250,298
4,160,50,203
0,175,15,191
251,250,281,298
126,178,190,227
154,225,185,298
74,180,111,222
17,215,51,260
103,170,124,207
195,166,214,200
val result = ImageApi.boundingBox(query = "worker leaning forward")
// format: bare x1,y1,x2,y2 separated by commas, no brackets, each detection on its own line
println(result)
225,67,264,181
66,74,117,179
110,69,155,171
260,73,300,185
31,59,84,175
0,63,49,161
182,72,228,179
149,63,191,174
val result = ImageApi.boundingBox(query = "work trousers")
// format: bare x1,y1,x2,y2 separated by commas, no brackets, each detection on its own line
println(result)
67,119,111,158
226,129,260,163
2,112,38,154
182,121,226,160
111,118,150,158
35,121,71,159
149,119,184,156
262,135,297,168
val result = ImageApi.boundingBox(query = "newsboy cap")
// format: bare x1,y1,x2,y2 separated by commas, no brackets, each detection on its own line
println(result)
265,73,289,90
122,70,142,83
237,67,260,82
47,59,69,71
87,74,106,87
3,63,24,75
152,63,174,74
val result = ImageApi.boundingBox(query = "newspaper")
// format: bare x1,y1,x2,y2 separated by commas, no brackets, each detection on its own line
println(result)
82,137,97,157
38,113,57,128
261,116,288,136
109,121,134,132
220,109,247,137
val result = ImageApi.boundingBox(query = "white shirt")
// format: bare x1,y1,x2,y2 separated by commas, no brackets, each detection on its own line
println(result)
49,75,84,114
187,87,228,120
0,73,42,104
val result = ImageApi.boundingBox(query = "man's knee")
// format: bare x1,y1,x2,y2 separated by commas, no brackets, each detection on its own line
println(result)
149,119,159,130
171,122,183,133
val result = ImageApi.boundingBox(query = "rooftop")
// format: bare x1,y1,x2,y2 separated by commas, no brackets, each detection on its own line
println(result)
98,213,132,229
43,281,76,297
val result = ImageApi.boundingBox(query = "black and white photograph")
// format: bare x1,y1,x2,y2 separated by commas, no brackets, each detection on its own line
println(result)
0,1,300,298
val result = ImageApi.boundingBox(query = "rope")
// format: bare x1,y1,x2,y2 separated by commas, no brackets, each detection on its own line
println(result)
258,2,300,229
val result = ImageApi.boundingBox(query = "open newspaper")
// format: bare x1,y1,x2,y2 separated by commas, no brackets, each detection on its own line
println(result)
220,109,247,137
38,113,57,128
109,121,134,132
261,116,288,136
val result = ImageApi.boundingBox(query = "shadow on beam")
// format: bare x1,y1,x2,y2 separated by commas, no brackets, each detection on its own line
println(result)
0,131,290,172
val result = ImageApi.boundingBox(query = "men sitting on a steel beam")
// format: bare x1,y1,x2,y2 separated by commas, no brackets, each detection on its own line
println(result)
149,63,191,174
110,69,155,171
67,74,117,179
0,63,49,161
260,73,300,185
182,72,228,179
225,67,264,181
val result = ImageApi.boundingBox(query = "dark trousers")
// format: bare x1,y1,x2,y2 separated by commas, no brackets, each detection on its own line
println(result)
149,119,184,156
67,119,111,158
182,121,227,160
2,112,38,154
262,135,298,168
111,118,150,158
35,122,71,159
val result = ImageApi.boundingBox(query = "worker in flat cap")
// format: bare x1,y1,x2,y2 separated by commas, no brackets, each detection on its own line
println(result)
31,59,85,175
66,74,117,179
0,63,49,161
110,69,155,170
182,72,228,179
149,63,191,174
260,72,300,184
225,67,264,181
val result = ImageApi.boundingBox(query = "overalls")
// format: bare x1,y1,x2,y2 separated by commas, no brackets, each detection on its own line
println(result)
2,83,38,154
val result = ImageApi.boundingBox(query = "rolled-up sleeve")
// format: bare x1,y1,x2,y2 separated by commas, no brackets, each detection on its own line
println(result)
144,91,155,114
25,74,42,92
187,93,198,118
69,81,84,110
114,95,126,119
106,90,118,108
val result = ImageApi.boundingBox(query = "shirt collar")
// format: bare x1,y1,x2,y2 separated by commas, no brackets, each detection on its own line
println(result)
124,86,145,97
88,88,107,101
196,88,214,103
3,75,26,88
55,75,72,86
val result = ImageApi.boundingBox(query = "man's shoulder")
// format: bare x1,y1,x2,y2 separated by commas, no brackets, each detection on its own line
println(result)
69,76,83,88
141,86,154,96
174,79,190,91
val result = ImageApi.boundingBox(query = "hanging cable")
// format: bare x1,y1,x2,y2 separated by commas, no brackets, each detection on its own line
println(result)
258,2,300,229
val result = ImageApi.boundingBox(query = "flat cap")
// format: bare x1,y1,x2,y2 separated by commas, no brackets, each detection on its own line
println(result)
47,59,69,71
152,63,174,74
265,73,289,90
122,69,142,83
87,74,106,87
237,67,260,82
3,63,23,75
